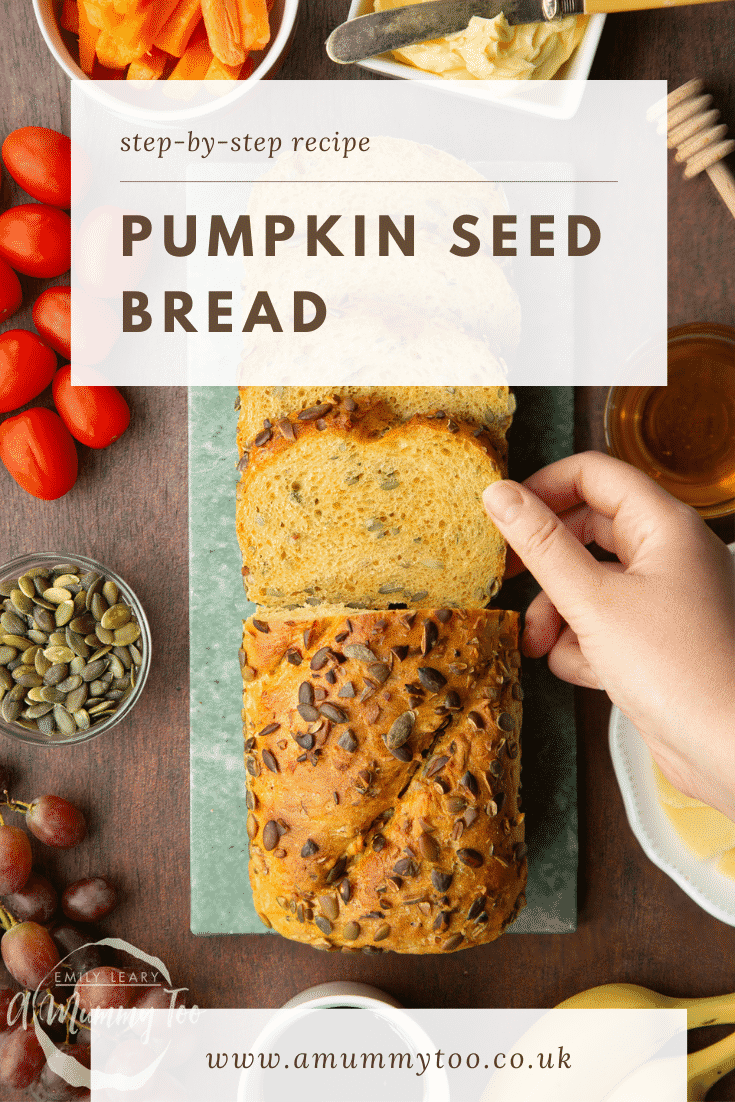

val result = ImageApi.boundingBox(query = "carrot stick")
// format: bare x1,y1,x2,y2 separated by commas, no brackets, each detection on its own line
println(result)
61,0,79,34
168,35,213,78
238,0,269,52
114,0,179,47
154,0,203,57
95,28,147,67
77,0,100,73
127,47,167,78
204,53,244,79
79,0,121,32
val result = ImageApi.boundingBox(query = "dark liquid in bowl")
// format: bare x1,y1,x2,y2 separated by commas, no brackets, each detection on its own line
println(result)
607,325,735,517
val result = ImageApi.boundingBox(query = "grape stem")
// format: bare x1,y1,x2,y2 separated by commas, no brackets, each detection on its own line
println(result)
0,798,31,815
0,905,16,930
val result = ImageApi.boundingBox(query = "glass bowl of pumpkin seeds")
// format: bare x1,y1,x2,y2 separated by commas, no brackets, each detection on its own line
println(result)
0,554,151,745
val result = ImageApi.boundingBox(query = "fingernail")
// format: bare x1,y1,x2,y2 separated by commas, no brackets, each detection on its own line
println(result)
483,482,524,523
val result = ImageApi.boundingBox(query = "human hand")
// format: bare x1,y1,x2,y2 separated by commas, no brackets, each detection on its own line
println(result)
483,452,735,819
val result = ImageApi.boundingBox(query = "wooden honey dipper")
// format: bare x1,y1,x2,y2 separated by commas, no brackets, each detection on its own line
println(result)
665,79,735,220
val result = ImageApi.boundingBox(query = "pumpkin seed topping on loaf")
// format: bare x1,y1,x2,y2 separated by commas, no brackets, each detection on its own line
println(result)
237,385,515,469
241,606,526,953
236,398,507,610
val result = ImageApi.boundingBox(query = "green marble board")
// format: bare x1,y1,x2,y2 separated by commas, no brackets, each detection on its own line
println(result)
189,386,577,935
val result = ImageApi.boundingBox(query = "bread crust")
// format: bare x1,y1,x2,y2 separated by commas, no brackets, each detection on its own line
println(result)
236,385,514,469
236,397,507,610
241,607,526,954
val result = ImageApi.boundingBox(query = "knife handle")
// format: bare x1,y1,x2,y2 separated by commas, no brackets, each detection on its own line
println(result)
585,0,729,13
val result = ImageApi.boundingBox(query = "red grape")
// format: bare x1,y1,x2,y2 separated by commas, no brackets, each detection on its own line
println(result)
75,966,135,1012
4,871,58,924
39,1040,90,1100
51,924,103,982
0,825,32,894
27,796,87,849
0,1026,45,1089
62,877,117,923
1,921,61,991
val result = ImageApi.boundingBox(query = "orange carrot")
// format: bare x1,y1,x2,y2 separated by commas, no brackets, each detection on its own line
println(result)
79,0,121,32
127,47,167,78
204,53,244,79
77,0,100,74
60,0,79,34
114,0,179,48
154,0,203,57
95,28,147,67
168,35,213,79
239,0,269,52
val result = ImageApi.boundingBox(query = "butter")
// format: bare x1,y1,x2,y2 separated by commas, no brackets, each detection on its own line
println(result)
374,0,588,81
652,761,735,870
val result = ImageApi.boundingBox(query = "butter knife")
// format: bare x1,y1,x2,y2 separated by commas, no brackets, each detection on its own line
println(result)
327,0,729,63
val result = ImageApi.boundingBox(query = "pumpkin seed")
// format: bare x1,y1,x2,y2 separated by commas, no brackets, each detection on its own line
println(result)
40,687,67,705
53,705,76,736
44,647,74,665
73,709,90,731
114,622,140,647
100,604,131,631
0,647,17,665
10,590,33,616
55,601,75,627
37,714,56,736
18,575,36,598
43,587,72,605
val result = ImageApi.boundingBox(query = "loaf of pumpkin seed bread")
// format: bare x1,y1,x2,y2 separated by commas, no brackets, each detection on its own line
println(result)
237,385,516,470
241,607,526,953
236,397,507,610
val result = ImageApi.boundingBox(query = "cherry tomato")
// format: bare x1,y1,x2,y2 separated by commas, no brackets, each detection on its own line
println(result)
32,286,70,358
0,408,78,500
0,258,22,324
52,364,130,449
1,127,71,209
0,204,70,279
0,330,57,413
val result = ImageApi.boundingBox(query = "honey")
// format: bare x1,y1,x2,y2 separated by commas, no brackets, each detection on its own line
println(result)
605,324,735,518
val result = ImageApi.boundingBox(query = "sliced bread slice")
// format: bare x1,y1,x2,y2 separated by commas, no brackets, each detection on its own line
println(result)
236,397,505,609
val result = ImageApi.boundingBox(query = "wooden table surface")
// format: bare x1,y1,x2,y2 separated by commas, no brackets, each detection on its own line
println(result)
1,2,735,1097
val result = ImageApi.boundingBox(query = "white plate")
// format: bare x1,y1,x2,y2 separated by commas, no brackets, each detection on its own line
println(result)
346,0,605,120
609,542,735,927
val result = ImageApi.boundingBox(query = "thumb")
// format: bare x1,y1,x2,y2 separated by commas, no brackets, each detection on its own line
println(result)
483,480,603,629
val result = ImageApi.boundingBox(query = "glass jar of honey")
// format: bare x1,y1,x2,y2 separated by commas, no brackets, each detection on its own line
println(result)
605,323,735,519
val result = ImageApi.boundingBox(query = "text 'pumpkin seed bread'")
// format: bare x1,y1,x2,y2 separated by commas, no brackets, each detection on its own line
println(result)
236,398,506,610
237,385,516,470
241,607,526,953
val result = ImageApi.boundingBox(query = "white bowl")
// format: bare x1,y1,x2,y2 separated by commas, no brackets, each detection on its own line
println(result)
609,545,735,927
345,0,605,119
32,0,301,117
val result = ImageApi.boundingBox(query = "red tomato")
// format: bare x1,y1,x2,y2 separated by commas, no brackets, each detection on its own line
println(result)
1,127,72,209
32,286,70,358
52,365,130,449
0,204,70,278
0,257,22,323
0,330,57,413
0,408,78,500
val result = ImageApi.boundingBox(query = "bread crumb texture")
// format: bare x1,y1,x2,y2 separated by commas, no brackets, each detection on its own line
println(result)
237,398,506,610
